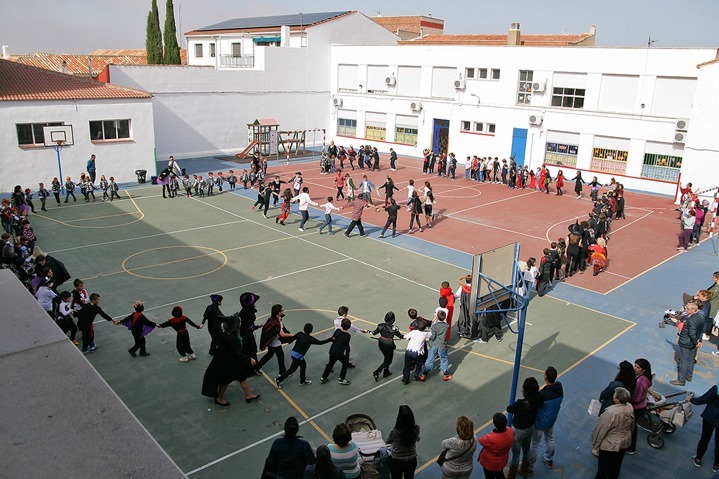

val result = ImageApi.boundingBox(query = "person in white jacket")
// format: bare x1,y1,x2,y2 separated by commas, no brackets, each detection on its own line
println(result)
291,187,318,231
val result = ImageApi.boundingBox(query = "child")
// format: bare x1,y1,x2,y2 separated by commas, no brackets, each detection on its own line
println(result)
345,173,356,203
406,179,416,209
335,170,345,201
85,177,96,202
320,318,354,385
182,175,193,197
407,308,427,332
198,176,206,197
334,305,368,366
318,197,342,234
253,182,269,211
215,171,224,192
170,174,180,198
227,170,238,190
422,310,452,381
56,291,79,345
249,169,258,188
192,175,200,196
555,170,565,196
64,176,76,203
439,281,455,341
158,306,203,362
24,188,37,213
77,293,119,354
370,311,404,380
51,178,62,206
71,278,89,312
402,320,430,384
120,300,157,357
21,220,36,251
99,175,109,201
589,176,602,202
206,172,215,195
108,177,121,201
291,172,303,197
240,169,249,189
37,183,50,211
275,188,293,225
275,323,332,388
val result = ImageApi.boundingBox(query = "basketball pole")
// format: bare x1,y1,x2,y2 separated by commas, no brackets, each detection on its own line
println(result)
55,141,65,194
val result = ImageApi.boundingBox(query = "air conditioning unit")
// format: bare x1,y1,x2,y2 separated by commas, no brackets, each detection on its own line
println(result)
410,101,423,112
454,79,466,90
674,132,687,144
332,97,343,107
385,76,396,87
675,119,688,131
531,81,546,93
529,114,543,126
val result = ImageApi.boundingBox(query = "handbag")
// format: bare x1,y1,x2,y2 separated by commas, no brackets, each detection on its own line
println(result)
588,398,601,417
437,439,473,466
712,326,719,337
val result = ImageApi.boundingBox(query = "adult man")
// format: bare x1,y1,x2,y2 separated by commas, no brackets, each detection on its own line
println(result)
389,148,398,171
269,175,286,207
529,366,564,473
344,196,368,238
671,301,704,386
86,154,97,183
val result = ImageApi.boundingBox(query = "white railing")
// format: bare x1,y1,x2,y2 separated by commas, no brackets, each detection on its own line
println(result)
220,55,255,68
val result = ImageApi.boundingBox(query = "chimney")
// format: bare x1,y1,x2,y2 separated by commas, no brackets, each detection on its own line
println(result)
2,45,9,59
62,60,68,74
280,25,290,47
508,22,521,46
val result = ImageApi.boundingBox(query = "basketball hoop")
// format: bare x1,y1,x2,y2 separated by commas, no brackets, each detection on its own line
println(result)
55,140,65,149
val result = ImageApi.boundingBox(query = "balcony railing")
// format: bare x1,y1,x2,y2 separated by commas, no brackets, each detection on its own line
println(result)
220,54,255,68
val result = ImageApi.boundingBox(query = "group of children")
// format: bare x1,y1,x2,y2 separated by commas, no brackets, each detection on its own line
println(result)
54,175,122,203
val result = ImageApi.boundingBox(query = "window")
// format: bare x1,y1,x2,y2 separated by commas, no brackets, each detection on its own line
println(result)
395,125,418,145
641,153,682,182
465,68,475,79
545,142,579,168
591,147,628,174
337,117,357,137
474,122,483,132
517,70,533,105
487,124,496,134
194,43,203,58
551,87,585,109
338,64,359,92
16,122,63,146
478,68,488,79
210,43,216,57
461,121,471,131
231,43,241,57
491,69,501,80
459,121,495,135
366,112,386,141
90,119,131,141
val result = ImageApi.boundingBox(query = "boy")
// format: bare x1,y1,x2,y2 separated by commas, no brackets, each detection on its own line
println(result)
227,170,238,190
318,197,342,235
108,177,121,201
439,281,455,341
402,320,430,384
320,318,354,385
407,308,427,331
206,172,215,195
120,300,157,357
157,306,203,362
422,310,452,381
77,293,119,354
275,323,332,388
182,175,193,197
333,306,368,367
240,169,249,189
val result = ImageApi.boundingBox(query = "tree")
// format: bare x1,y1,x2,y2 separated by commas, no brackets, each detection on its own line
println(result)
145,0,163,64
163,0,181,64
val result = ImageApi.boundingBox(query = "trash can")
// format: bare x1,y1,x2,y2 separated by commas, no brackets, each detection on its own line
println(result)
151,176,158,185
135,170,147,184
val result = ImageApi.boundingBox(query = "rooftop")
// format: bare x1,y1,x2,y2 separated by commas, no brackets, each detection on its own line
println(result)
372,15,444,36
0,59,152,101
401,31,596,47
187,11,352,35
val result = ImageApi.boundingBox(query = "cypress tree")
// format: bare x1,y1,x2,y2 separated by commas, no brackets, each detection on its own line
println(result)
145,0,163,64
163,0,181,64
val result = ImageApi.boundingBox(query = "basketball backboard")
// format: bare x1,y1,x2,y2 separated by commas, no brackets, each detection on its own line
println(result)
43,125,74,147
470,242,521,311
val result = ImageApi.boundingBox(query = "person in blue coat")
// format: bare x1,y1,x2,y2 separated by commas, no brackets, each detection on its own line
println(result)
689,385,719,470
529,366,564,473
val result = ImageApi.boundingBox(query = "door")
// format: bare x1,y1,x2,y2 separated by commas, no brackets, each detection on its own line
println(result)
511,128,528,166
432,119,450,154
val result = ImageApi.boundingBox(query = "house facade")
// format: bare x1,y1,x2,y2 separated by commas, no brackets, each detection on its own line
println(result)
329,44,717,195
0,59,155,192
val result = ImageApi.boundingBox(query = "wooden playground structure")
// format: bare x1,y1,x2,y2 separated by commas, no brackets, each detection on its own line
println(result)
235,118,325,161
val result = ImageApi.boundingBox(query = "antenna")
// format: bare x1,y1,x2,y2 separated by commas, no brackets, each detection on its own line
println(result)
648,36,658,48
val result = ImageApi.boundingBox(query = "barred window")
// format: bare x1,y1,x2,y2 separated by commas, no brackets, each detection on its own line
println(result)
591,147,628,174
641,153,681,182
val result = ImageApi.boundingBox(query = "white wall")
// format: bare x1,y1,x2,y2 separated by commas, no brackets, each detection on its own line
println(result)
0,99,155,192
329,45,716,195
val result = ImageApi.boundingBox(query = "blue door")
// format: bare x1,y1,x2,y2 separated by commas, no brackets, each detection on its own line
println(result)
511,128,528,166
432,119,450,154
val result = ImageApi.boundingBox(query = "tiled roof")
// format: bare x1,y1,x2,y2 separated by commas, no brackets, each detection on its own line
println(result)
697,57,719,68
0,59,152,101
188,11,352,35
372,16,444,35
401,33,594,46
7,50,187,77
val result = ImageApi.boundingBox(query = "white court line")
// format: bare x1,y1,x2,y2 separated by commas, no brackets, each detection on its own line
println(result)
47,220,247,254
604,210,653,235
447,190,537,216
447,215,547,242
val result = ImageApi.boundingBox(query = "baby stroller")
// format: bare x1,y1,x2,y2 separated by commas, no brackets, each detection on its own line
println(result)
636,390,693,449
346,414,390,479
658,292,694,328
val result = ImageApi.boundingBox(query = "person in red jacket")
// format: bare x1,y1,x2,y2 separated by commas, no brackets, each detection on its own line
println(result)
440,281,455,341
478,413,514,479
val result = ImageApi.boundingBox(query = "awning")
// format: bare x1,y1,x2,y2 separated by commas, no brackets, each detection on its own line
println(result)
253,36,281,43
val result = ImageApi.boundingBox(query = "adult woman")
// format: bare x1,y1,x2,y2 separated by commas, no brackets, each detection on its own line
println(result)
238,292,262,362
371,311,404,380
591,387,634,479
598,361,636,416
423,182,436,228
255,304,293,375
677,208,695,252
570,171,585,199
688,384,719,470
386,405,420,479
614,184,625,219
626,358,652,454
408,191,423,234
201,316,260,406
440,416,476,479
378,176,399,207
328,423,361,479
201,294,231,356
506,377,543,479
304,445,345,479
265,416,316,479
478,413,514,479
